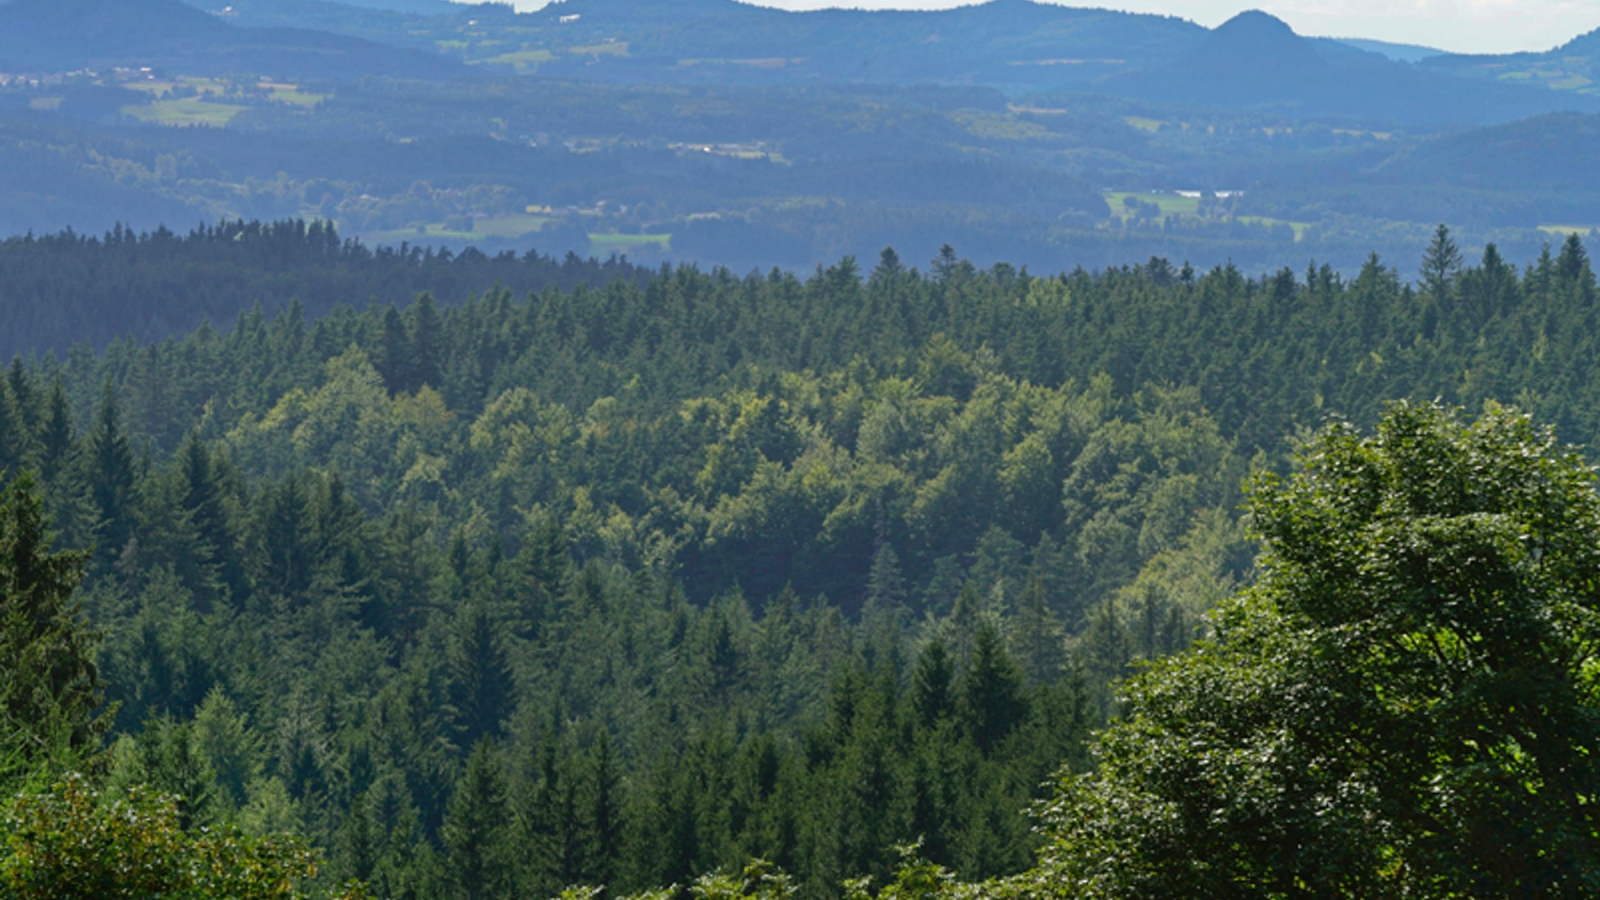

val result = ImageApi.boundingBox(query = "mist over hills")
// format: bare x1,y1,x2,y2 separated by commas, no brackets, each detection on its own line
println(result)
0,0,1598,280
0,0,466,79
1098,9,1592,123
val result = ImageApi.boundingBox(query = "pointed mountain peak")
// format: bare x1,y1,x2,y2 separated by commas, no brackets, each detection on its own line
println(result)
1195,8,1322,71
1214,9,1298,39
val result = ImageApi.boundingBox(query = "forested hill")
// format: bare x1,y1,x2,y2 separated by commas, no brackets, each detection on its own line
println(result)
0,220,652,359
1,228,1598,899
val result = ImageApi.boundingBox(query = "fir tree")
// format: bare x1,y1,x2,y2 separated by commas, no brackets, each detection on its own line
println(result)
0,472,103,764
446,601,516,752
443,740,513,900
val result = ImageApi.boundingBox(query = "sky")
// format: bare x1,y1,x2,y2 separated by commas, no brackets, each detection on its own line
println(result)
503,0,1600,54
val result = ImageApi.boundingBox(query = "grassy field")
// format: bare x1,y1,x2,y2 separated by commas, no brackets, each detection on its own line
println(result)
477,48,556,69
1104,191,1308,239
123,98,247,127
261,83,329,109
570,42,630,57
1121,116,1164,133
1105,191,1199,219
362,213,552,244
124,78,230,99
473,214,552,238
591,233,670,254
1238,216,1312,241
28,97,62,111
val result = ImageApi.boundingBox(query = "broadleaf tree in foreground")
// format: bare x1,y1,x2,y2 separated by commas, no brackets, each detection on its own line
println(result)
1031,402,1600,899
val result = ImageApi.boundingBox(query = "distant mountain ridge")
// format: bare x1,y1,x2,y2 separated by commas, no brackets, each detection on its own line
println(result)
0,0,466,79
1335,37,1444,63
1093,10,1595,123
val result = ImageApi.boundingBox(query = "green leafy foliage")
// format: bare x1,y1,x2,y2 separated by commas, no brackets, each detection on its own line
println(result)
0,773,364,900
1031,403,1600,898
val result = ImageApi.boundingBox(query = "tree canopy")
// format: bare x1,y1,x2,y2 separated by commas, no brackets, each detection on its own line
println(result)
1032,402,1600,899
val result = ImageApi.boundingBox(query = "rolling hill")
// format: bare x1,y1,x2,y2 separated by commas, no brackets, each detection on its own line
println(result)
1097,10,1597,124
0,0,466,80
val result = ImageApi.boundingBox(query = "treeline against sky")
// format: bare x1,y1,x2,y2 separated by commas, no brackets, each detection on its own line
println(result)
1,224,1598,897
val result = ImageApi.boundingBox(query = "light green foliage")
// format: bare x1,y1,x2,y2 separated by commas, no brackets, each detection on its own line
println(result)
0,774,361,900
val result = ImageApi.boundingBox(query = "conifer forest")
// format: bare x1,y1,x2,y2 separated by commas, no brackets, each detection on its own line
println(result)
3,219,1600,898
5,0,1600,897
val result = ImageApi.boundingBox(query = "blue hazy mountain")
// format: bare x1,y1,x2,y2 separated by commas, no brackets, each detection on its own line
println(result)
1096,10,1595,123
0,0,465,79
1378,112,1600,190
1420,25,1600,97
1336,37,1445,63
517,0,1207,91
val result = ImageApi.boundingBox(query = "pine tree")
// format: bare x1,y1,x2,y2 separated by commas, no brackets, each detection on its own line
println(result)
0,381,24,477
0,471,103,764
341,790,378,885
189,686,261,813
178,434,246,604
1012,574,1065,684
1420,223,1463,299
581,730,623,886
377,304,413,394
260,475,314,599
38,381,74,484
446,601,516,752
443,740,513,900
959,622,1027,755
86,387,136,566
912,639,954,729
408,293,445,391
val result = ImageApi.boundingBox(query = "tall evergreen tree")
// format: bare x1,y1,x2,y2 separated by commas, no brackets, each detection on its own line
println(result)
582,731,623,887
260,475,314,599
443,740,513,900
408,293,445,391
377,304,413,395
912,639,954,730
86,387,136,566
959,623,1027,755
446,601,516,752
0,472,103,765
177,434,246,604
1420,223,1463,299
37,381,74,484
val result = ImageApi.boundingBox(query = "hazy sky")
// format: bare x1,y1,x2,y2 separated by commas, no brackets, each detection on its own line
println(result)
504,0,1600,54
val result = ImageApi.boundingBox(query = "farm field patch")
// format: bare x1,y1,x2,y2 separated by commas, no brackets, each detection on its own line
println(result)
123,97,247,127
590,232,670,254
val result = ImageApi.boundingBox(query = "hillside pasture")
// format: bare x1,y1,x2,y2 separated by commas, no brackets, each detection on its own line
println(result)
123,97,247,127
1105,190,1199,221
477,48,556,69
591,232,670,255
360,213,552,244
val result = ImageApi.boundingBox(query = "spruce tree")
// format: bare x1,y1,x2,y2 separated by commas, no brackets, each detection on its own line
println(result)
912,639,954,729
959,622,1027,755
443,740,513,900
407,293,445,391
377,304,412,394
582,730,623,886
86,387,136,566
0,472,103,765
446,601,516,752
1420,223,1463,298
